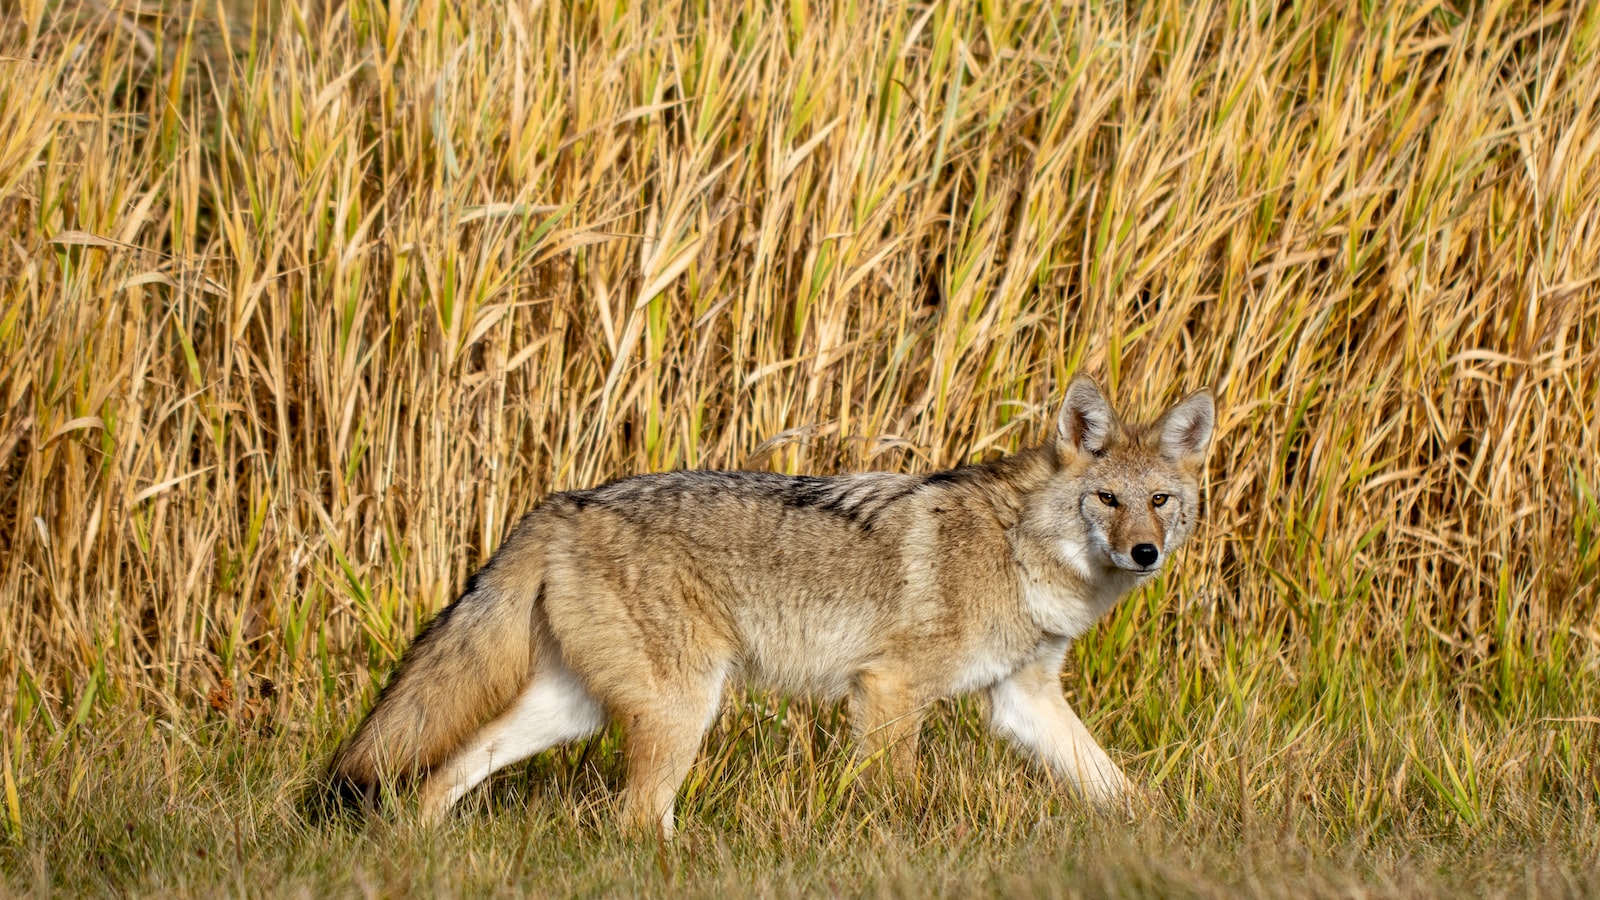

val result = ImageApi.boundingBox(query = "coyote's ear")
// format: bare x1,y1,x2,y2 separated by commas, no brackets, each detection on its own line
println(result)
1055,375,1123,459
1154,388,1215,468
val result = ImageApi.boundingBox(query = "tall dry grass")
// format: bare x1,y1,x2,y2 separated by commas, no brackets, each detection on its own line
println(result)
0,0,1598,891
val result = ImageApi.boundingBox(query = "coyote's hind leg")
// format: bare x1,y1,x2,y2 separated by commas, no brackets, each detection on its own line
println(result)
419,658,607,822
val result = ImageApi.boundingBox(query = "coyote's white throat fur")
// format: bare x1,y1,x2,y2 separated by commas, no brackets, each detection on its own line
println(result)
329,374,1216,837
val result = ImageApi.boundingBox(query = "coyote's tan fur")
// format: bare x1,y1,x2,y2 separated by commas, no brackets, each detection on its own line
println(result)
329,375,1215,836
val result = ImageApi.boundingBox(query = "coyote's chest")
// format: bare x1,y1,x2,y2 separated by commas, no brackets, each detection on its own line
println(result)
1019,536,1146,639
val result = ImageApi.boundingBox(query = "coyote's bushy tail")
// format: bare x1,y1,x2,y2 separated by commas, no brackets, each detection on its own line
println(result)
327,559,541,803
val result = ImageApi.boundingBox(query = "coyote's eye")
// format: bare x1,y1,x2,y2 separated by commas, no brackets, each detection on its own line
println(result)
1152,493,1169,507
1097,491,1118,507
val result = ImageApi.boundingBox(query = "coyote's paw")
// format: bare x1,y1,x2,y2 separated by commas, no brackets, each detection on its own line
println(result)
1075,762,1138,818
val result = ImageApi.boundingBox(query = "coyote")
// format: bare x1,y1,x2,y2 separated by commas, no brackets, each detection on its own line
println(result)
329,375,1215,837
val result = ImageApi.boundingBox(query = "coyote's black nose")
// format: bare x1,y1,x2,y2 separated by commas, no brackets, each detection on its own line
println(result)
1131,544,1159,567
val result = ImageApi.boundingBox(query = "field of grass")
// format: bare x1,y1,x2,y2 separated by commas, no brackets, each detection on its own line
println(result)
2,0,1598,894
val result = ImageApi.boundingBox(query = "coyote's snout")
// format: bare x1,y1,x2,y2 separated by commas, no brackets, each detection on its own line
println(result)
328,374,1216,837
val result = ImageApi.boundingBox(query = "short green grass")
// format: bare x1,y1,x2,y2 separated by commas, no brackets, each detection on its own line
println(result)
8,649,1598,897
2,0,1598,894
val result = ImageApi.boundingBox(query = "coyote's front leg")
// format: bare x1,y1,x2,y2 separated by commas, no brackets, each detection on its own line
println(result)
986,649,1130,805
850,667,928,782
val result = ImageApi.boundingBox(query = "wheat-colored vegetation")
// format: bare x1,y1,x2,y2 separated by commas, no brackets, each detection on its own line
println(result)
1,0,1597,894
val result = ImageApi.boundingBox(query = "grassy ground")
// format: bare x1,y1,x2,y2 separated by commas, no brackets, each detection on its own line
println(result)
2,0,1598,895
8,691,1600,898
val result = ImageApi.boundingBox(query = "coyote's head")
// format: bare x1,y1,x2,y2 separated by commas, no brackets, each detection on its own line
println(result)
1035,375,1216,577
